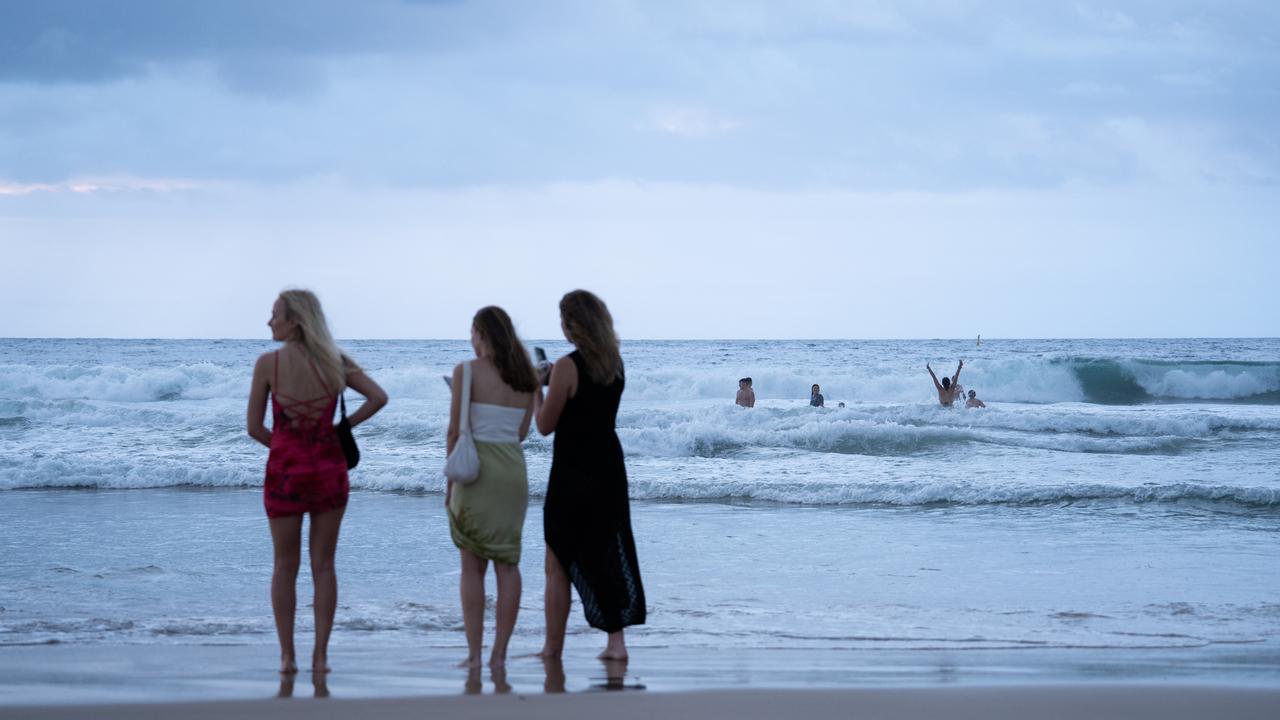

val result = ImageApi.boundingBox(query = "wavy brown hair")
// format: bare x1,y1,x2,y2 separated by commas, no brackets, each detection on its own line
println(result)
559,289,622,385
473,306,538,393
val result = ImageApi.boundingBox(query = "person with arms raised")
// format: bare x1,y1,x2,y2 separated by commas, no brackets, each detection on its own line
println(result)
927,359,964,407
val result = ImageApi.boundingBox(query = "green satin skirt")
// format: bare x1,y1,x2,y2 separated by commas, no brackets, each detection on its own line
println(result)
448,440,528,565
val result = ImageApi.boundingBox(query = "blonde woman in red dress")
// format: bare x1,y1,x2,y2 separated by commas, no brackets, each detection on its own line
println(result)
247,290,388,674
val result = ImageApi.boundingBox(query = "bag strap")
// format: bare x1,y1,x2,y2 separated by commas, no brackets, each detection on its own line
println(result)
458,360,473,435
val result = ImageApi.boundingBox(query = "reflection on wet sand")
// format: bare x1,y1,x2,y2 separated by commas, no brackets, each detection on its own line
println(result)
591,659,645,691
543,658,566,694
492,666,512,694
276,672,330,699
540,656,646,693
464,667,482,695
313,672,330,698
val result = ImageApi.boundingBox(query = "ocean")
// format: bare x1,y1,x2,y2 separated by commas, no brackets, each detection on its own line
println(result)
2,338,1279,699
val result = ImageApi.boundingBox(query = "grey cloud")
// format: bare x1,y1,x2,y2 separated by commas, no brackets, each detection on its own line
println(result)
0,0,463,84
0,1,1277,190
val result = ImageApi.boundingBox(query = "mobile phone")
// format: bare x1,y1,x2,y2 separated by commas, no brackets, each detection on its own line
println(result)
534,347,551,385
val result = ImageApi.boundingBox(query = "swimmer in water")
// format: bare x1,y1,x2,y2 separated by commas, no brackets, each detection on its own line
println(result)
926,360,963,407
965,389,986,408
810,384,824,408
736,377,755,408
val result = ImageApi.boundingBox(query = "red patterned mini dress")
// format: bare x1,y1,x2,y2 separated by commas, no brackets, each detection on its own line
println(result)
264,351,349,518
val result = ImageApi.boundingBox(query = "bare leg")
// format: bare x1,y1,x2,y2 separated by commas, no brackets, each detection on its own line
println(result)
458,548,488,668
490,561,521,668
308,506,345,673
538,548,570,659
598,629,628,661
269,515,303,674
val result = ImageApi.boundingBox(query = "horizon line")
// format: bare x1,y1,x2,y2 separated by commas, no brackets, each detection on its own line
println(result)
3,335,1277,342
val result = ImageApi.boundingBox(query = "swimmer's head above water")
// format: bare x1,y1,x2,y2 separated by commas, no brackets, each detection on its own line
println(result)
941,377,951,390
740,377,752,388
968,389,976,398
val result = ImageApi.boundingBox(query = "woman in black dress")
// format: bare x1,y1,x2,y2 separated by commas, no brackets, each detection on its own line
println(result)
533,290,645,661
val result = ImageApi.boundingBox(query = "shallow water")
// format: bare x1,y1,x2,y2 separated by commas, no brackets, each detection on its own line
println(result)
1,338,1278,699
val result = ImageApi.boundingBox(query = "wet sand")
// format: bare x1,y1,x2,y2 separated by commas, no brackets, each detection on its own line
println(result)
3,685,1278,720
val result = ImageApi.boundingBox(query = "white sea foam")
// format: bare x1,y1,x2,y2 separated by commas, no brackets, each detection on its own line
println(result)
2,441,1277,507
4,356,1279,405
1129,363,1280,400
0,363,245,403
612,403,1278,459
624,477,1280,507
3,340,1279,510
621,360,1089,404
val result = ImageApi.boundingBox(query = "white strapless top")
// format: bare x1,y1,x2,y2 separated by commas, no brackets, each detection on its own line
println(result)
469,402,527,443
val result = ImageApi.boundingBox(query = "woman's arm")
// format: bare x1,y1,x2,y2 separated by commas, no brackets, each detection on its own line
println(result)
343,369,389,428
926,363,943,392
443,362,464,507
533,355,577,436
517,394,534,442
246,354,273,447
445,362,463,454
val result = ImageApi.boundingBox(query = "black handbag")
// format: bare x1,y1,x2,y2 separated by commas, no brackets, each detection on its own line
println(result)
336,393,359,469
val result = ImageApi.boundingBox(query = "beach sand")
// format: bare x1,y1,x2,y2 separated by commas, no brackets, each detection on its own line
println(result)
2,641,1278,718
3,685,1278,720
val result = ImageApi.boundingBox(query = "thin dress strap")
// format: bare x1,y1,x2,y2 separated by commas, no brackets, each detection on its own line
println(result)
273,350,338,430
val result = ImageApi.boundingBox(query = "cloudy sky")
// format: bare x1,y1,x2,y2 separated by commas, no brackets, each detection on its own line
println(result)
2,0,1277,339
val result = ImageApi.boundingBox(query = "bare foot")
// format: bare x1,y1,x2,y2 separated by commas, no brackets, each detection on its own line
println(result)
535,647,563,660
280,656,298,675
456,656,482,669
489,653,506,670
599,630,628,661
311,652,330,674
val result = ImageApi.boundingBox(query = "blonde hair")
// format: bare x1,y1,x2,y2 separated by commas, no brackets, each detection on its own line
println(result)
559,289,622,385
277,289,351,392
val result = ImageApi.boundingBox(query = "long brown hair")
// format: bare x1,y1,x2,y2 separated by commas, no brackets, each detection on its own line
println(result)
278,289,354,391
559,289,622,385
473,306,537,393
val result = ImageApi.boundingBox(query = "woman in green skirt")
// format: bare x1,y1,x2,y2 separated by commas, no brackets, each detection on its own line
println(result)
445,306,538,669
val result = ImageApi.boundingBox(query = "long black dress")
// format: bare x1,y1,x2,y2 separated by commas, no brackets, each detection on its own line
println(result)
544,351,646,632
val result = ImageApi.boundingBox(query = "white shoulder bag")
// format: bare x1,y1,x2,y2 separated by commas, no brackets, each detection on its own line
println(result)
443,360,481,485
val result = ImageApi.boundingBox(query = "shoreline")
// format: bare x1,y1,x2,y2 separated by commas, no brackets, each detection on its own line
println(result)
2,641,1278,706
3,685,1279,720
